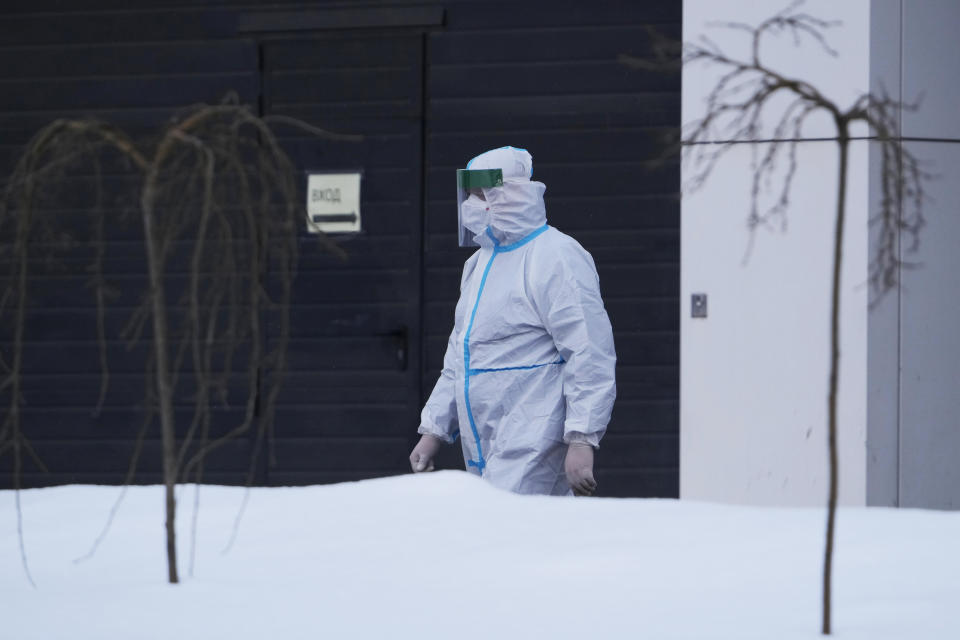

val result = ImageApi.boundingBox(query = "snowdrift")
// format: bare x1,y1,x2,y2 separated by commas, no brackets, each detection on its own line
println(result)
2,471,957,639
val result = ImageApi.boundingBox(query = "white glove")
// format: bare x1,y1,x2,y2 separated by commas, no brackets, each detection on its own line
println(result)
409,434,443,473
565,443,598,496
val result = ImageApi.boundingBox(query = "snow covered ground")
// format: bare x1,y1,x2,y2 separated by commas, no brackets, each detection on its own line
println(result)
1,471,957,639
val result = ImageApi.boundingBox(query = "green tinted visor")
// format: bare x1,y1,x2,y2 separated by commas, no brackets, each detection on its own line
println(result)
456,169,503,190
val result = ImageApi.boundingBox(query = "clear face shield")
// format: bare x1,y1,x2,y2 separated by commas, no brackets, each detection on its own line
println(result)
456,168,503,247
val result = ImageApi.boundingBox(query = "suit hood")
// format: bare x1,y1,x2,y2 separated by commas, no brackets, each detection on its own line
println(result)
467,146,548,246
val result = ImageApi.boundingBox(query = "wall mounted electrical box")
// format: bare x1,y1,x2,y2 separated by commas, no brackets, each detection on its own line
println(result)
691,293,708,318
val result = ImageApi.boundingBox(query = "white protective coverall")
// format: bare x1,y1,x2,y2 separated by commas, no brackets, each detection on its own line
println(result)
418,146,617,495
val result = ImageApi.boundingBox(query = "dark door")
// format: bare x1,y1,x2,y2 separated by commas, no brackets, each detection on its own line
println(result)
262,34,424,485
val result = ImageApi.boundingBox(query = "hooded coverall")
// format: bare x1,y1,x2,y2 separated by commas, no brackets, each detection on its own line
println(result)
418,147,617,495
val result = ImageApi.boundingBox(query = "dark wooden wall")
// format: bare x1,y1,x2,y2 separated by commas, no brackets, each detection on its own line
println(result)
0,0,680,497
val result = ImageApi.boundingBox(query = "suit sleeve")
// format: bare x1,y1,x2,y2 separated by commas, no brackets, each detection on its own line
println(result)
532,240,617,448
417,327,460,444
417,253,481,443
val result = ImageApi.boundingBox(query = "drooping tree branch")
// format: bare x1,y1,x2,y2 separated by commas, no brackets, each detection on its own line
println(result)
623,2,927,281
624,2,930,635
1,95,355,585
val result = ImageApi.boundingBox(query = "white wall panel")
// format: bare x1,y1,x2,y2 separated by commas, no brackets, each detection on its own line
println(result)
682,0,872,142
681,0,872,506
681,140,869,506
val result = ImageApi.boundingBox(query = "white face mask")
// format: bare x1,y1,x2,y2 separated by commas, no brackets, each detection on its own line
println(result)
460,194,490,236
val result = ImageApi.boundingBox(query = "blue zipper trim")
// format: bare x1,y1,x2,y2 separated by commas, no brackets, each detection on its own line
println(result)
462,223,550,473
463,251,497,473
468,360,564,376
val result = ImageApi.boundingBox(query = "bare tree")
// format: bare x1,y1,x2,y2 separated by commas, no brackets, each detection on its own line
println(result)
623,1,928,634
0,94,356,584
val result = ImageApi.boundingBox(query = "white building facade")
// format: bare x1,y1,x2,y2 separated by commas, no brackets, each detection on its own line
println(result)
681,0,960,509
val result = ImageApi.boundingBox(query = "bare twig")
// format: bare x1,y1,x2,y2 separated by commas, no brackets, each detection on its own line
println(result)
88,149,110,417
221,487,252,555
73,405,153,564
632,1,931,635
15,483,37,588
3,99,345,585
189,482,201,578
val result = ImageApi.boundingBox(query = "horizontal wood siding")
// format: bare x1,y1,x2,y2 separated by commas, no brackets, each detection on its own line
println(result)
261,32,424,484
0,5,262,487
0,0,680,497
423,4,681,496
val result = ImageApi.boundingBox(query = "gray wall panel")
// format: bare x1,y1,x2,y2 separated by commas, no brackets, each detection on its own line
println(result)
901,0,960,140
866,0,902,506
0,0,681,497
867,140,901,507
899,140,960,509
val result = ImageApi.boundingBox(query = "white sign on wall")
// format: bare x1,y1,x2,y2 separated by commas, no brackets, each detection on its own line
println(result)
306,172,362,234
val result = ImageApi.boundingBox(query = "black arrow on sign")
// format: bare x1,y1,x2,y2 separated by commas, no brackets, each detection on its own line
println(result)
312,212,358,224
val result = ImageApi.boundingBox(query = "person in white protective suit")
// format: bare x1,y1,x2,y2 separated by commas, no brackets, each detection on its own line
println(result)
409,146,617,496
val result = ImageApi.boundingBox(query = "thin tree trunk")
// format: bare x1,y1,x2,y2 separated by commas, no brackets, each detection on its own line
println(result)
11,179,36,588
823,128,849,635
140,175,178,584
